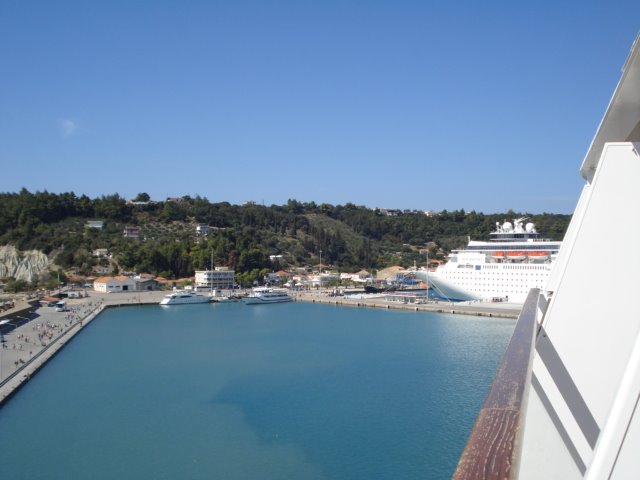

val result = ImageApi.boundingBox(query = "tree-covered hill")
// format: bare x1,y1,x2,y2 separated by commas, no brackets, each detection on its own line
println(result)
0,189,571,284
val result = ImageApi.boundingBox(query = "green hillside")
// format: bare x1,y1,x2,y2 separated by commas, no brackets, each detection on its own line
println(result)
0,190,571,286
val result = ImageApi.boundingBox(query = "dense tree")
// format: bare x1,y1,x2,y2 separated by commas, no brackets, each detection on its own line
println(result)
134,192,151,202
0,188,572,279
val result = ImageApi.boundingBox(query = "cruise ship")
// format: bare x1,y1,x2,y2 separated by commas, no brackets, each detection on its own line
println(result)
243,288,293,305
159,290,211,305
415,218,561,303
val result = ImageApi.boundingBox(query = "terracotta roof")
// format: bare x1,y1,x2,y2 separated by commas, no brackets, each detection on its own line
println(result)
114,276,131,281
94,276,114,283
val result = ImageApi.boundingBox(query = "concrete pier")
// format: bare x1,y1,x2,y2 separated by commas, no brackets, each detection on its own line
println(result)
292,291,522,319
0,290,166,405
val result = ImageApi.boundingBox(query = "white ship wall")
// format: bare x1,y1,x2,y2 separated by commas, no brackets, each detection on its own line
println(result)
519,142,640,479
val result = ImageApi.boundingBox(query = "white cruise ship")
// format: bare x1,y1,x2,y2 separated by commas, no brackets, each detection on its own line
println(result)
415,218,561,303
159,290,211,305
243,288,292,305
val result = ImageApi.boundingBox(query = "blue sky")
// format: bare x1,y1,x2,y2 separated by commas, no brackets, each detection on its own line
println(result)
1,1,638,213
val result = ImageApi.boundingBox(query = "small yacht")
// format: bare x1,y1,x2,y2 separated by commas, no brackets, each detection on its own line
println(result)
159,290,211,305
243,288,292,305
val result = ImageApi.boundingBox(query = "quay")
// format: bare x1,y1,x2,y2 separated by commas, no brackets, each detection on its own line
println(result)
293,291,522,319
0,290,166,406
0,289,520,406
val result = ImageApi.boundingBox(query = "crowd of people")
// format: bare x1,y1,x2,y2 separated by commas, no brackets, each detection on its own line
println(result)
1,300,102,376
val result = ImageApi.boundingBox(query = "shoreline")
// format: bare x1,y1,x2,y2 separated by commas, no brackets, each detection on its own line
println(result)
0,289,520,406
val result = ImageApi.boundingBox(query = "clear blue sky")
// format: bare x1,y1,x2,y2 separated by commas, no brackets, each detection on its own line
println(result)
1,1,638,213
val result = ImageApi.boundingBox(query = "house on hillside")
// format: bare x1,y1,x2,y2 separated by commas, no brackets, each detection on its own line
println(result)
86,220,104,230
92,265,113,275
123,226,141,238
196,224,211,236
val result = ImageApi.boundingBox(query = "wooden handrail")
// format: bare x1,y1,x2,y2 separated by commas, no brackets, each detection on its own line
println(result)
452,288,540,480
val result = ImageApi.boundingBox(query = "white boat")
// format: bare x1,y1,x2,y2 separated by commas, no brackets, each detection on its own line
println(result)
159,290,211,305
243,288,292,305
414,218,561,303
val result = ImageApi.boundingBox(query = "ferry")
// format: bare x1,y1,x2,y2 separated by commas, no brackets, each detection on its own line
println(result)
243,288,292,305
159,290,211,305
415,218,561,303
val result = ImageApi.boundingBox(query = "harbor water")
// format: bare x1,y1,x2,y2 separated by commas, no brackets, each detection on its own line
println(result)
0,302,514,479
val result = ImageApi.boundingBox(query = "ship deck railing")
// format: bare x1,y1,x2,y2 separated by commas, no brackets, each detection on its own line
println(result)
452,288,540,479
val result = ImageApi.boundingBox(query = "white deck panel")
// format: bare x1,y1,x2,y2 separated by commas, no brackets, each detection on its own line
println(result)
521,143,640,477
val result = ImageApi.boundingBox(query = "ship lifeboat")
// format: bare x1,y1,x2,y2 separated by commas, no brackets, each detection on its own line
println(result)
506,251,526,261
527,251,549,261
491,251,506,259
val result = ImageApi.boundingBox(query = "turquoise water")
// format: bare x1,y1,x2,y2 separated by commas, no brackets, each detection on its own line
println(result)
0,302,514,479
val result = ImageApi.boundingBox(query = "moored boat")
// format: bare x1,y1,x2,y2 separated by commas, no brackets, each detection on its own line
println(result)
243,288,292,305
159,290,211,305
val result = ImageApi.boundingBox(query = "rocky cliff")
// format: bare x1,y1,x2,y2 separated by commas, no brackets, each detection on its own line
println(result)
0,245,50,282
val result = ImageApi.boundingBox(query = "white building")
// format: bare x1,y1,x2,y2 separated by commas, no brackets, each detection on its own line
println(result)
93,276,136,293
196,224,211,235
92,265,113,275
86,220,104,229
194,267,235,290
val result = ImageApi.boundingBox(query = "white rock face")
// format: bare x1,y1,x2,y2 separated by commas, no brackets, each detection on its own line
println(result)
0,245,50,282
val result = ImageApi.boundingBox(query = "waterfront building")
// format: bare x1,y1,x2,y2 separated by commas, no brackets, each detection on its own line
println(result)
194,267,235,290
134,274,158,291
93,276,136,293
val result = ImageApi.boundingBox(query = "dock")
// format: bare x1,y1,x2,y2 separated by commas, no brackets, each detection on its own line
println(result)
293,291,522,318
0,291,166,406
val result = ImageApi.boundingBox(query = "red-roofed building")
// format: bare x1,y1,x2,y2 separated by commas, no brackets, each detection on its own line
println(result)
94,276,136,293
